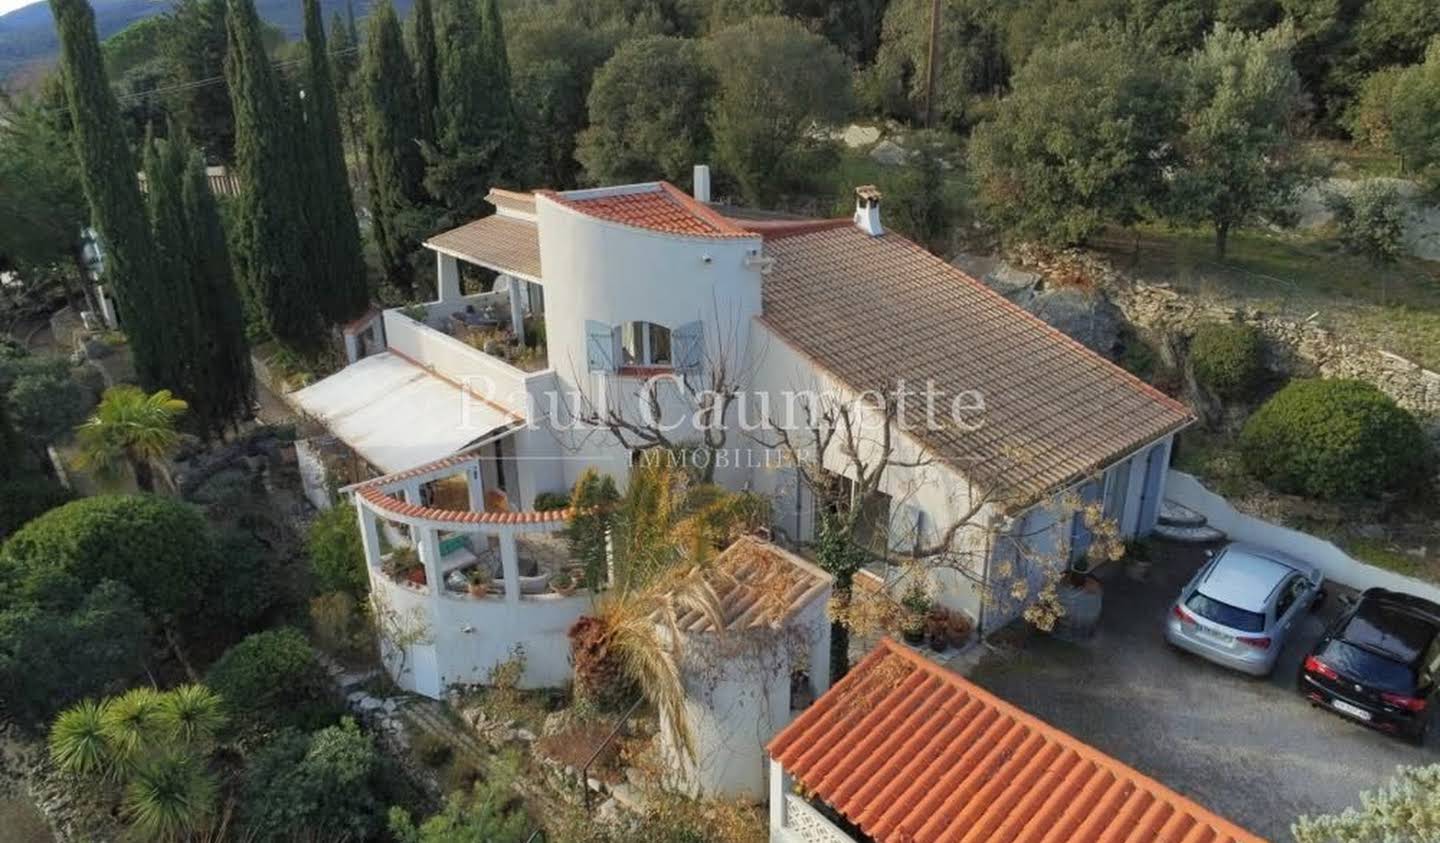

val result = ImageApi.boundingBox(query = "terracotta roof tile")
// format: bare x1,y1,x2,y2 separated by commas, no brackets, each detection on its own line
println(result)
426,214,541,279
760,226,1194,507
539,182,755,239
668,536,832,633
769,640,1264,843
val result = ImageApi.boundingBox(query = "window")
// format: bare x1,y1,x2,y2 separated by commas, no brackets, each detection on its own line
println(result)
620,321,672,367
1186,592,1265,632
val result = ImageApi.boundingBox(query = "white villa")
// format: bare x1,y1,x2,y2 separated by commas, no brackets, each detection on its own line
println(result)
293,167,1194,701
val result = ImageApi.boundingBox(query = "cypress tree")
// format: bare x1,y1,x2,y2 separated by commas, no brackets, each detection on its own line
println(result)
301,0,370,323
362,0,425,295
225,0,320,353
141,129,203,397
182,149,255,435
426,0,522,219
410,0,439,147
48,0,165,390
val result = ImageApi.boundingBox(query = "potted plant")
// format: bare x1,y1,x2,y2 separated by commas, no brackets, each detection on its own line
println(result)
549,570,576,596
384,546,424,586
900,580,932,646
946,611,975,649
467,570,490,598
925,610,950,653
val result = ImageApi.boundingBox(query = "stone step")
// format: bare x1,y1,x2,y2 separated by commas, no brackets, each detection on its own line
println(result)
1153,522,1227,544
1158,499,1208,529
402,700,490,762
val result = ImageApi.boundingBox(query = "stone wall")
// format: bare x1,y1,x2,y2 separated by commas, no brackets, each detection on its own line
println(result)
1004,245,1440,434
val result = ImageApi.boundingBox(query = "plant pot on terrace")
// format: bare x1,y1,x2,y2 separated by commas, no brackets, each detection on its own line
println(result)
467,572,490,598
1053,565,1103,641
549,571,577,596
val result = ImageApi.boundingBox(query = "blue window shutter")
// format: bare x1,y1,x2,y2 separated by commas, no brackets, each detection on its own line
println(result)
586,321,614,372
673,321,703,373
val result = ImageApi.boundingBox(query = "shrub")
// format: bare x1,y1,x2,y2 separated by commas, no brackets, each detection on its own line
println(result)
1327,180,1408,268
0,475,73,541
242,718,390,841
412,732,453,768
306,503,368,597
205,628,338,736
0,495,221,623
1240,379,1432,500
532,491,570,511
310,591,372,660
1189,323,1265,401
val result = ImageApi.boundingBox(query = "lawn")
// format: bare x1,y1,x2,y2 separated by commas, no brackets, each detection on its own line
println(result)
1092,224,1440,368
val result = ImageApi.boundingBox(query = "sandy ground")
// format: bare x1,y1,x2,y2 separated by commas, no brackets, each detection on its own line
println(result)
969,541,1437,842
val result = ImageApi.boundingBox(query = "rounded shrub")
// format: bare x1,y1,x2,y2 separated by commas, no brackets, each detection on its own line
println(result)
306,504,368,597
1239,379,1432,500
0,495,219,618
1190,322,1265,400
206,628,338,735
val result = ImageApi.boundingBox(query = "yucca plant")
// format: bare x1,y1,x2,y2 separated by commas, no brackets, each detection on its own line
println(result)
121,751,217,842
156,684,226,746
49,699,113,778
74,385,188,492
101,687,166,774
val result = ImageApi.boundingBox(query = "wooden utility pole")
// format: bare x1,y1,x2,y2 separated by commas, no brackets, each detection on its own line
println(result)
923,0,943,128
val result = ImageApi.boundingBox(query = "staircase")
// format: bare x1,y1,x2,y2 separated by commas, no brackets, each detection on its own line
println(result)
1153,499,1227,544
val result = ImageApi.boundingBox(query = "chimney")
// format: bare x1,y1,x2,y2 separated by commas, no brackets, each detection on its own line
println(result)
854,185,883,236
693,165,712,203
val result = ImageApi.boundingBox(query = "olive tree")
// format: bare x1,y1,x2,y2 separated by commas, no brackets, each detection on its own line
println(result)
1293,764,1440,843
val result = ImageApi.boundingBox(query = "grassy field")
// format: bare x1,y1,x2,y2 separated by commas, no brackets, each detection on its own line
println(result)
1093,224,1440,368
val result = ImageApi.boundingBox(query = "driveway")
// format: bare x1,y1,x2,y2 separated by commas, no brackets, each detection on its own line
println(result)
968,540,1439,842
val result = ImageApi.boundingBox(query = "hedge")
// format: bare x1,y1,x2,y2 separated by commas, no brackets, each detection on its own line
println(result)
206,628,339,735
1240,379,1432,500
1190,322,1265,401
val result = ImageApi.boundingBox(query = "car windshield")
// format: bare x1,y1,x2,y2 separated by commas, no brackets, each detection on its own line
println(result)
1321,640,1416,693
1186,592,1265,632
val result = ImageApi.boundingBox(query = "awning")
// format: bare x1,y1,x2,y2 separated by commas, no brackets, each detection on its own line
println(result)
290,352,521,474
425,215,542,282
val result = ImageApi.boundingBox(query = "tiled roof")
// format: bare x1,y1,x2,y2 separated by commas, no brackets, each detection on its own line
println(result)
539,182,755,239
671,536,832,633
356,485,572,526
769,640,1264,843
425,214,541,279
760,226,1194,507
488,188,536,216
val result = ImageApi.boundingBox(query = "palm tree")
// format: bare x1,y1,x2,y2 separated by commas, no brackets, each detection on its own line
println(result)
49,699,112,778
121,751,218,841
74,385,187,492
155,685,225,746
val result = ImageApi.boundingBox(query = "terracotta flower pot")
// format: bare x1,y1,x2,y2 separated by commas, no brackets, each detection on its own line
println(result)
406,567,427,586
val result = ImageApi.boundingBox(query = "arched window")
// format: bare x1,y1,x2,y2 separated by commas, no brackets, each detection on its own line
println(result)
620,321,672,367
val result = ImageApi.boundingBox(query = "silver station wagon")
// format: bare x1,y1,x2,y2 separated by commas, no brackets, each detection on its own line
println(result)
1165,543,1325,676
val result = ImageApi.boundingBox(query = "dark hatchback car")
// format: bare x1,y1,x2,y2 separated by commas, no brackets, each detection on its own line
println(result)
1298,588,1440,743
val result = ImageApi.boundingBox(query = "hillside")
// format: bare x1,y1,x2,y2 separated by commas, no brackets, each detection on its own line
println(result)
0,0,411,85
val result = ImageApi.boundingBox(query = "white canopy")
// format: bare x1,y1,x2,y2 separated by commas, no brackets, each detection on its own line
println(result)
291,352,520,474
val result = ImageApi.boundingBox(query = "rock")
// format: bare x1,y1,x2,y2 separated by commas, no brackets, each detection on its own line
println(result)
346,691,367,707
587,776,603,792
596,798,621,824
837,124,882,147
82,337,111,360
357,695,383,713
1023,285,1125,357
383,698,398,714
981,263,1042,300
951,253,1000,281
1354,524,1387,541
515,728,536,742
869,139,908,166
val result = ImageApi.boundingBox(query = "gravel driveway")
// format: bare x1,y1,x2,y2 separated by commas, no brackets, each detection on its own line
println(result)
967,540,1439,842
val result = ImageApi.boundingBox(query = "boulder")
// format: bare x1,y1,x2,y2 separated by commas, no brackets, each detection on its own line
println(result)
838,124,882,148
869,140,908,166
1024,285,1125,358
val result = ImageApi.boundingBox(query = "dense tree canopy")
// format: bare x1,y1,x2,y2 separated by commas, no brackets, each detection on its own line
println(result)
865,0,1007,129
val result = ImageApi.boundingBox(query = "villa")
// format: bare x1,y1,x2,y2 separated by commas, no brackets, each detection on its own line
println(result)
292,167,1194,698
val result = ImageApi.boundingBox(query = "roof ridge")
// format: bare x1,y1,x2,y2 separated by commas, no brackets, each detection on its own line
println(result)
656,181,754,237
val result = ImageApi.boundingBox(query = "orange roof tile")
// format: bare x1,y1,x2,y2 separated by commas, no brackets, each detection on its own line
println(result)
539,182,755,239
669,536,832,633
768,639,1265,843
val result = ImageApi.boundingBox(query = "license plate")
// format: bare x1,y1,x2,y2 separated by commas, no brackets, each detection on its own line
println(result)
1196,627,1233,646
1332,700,1372,721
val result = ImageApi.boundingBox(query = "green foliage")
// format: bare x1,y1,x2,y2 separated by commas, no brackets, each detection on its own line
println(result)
226,0,323,352
307,503,369,597
1343,66,1405,154
1389,39,1440,185
74,385,187,492
1293,763,1440,843
310,590,373,659
1,494,220,622
0,581,148,726
412,731,453,768
566,469,620,589
869,131,965,250
143,131,208,403
425,0,522,220
1240,378,1432,500
164,0,237,161
409,0,440,147
49,0,166,391
300,0,370,324
0,475,74,540
1326,180,1408,268
1189,322,1266,400
532,491,571,511
362,0,428,296
1170,24,1310,258
0,96,86,272
969,31,1177,246
577,35,714,185
206,628,339,736
705,16,853,204
387,779,528,842
863,0,1008,129
121,750,219,840
3,358,93,449
241,718,389,841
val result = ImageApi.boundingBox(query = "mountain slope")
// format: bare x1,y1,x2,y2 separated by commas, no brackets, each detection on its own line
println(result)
0,0,411,84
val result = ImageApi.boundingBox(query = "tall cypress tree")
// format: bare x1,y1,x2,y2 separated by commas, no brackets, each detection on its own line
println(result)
48,0,166,390
141,130,203,397
410,0,439,147
301,0,369,323
363,0,426,296
183,149,254,435
426,0,522,219
225,0,320,353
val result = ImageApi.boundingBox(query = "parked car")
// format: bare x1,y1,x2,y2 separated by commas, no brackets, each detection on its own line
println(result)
1165,543,1324,676
1298,588,1440,743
